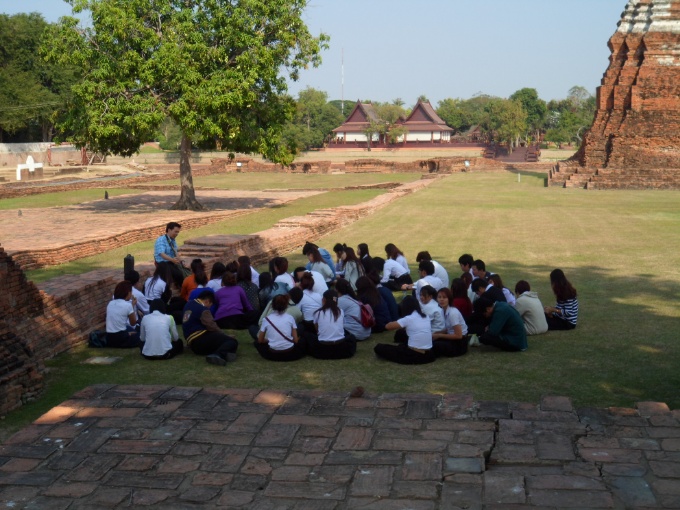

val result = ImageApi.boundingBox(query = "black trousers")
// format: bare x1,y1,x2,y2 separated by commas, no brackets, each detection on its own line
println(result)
305,332,357,360
374,343,435,365
383,273,413,291
106,329,142,348
433,338,469,358
216,311,259,330
189,331,238,359
479,332,522,352
546,315,576,331
254,339,307,362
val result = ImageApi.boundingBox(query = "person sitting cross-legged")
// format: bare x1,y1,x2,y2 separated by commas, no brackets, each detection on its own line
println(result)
255,294,307,362
140,299,184,360
514,280,548,335
182,290,238,366
374,296,435,365
474,297,527,352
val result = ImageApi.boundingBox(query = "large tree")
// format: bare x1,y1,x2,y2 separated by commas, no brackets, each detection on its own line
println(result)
509,87,546,140
282,87,343,151
44,0,328,210
0,13,76,142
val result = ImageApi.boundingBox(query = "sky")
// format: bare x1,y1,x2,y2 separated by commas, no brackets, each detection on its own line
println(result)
1,0,627,106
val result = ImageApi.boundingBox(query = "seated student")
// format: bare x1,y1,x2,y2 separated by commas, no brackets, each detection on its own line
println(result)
140,299,183,360
272,256,296,289
332,243,346,275
514,280,549,335
106,281,142,348
298,272,323,334
367,271,399,323
402,260,445,295
472,259,493,282
238,255,260,288
306,290,357,359
474,297,527,352
214,271,257,330
125,270,149,319
433,288,469,357
144,264,172,303
181,258,206,302
250,287,303,340
356,275,392,333
341,247,365,291
458,253,475,277
416,251,449,289
236,260,260,314
335,279,371,341
182,290,238,366
305,246,334,283
302,241,336,279
374,296,435,365
461,271,476,304
450,277,473,321
357,243,373,275
544,269,578,330
468,278,507,335
397,285,444,343
258,271,289,309
206,262,226,292
385,243,409,271
293,266,328,295
255,294,307,362
373,256,412,291
489,274,516,307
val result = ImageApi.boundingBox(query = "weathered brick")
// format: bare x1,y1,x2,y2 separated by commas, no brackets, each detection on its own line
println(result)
350,466,393,497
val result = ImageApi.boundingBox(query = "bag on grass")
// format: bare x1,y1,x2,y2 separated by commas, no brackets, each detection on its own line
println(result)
88,330,108,348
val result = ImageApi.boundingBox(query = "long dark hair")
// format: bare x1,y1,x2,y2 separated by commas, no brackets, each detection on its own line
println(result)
236,261,252,283
114,281,133,300
307,247,323,263
357,243,370,258
550,269,577,301
450,278,468,299
401,295,426,318
355,275,380,308
210,262,226,281
316,289,341,321
335,278,356,299
191,258,208,286
146,263,170,295
272,257,289,276
384,243,404,260
299,272,315,291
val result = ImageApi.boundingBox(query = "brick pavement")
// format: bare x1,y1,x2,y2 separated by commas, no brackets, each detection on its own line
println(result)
1,386,678,509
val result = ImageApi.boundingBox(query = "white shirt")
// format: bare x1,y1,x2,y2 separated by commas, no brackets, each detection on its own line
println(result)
501,287,517,307
305,270,329,294
207,278,222,292
274,272,296,289
299,289,323,321
310,261,334,282
381,258,408,282
442,306,468,336
132,287,149,315
250,266,260,287
419,299,445,333
338,295,371,340
414,274,445,296
397,312,432,350
314,308,346,342
106,299,134,333
395,254,409,271
140,311,179,356
432,260,449,288
260,312,297,351
144,277,167,300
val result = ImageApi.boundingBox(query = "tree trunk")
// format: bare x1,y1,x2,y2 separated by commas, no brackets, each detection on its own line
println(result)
171,134,205,211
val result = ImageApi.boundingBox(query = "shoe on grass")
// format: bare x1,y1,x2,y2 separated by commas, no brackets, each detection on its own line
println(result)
206,354,227,366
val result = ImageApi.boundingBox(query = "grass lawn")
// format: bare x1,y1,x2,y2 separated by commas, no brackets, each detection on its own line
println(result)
25,189,385,283
4,169,680,440
151,172,422,190
0,188,146,210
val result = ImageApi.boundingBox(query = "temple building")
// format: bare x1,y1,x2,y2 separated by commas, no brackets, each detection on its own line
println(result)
396,99,453,143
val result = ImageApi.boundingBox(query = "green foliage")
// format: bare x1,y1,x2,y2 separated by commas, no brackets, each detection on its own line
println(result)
156,117,182,151
544,85,596,146
509,87,547,134
282,87,344,151
480,97,527,147
436,94,494,132
0,13,77,142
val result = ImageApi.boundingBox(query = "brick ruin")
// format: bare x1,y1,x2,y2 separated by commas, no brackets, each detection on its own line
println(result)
551,0,680,189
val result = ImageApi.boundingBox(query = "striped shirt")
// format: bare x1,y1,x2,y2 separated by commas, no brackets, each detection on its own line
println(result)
554,298,578,326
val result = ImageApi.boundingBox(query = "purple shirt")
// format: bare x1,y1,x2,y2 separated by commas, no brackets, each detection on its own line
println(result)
214,286,252,321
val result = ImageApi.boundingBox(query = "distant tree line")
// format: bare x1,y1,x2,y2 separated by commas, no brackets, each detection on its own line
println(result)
2,11,595,153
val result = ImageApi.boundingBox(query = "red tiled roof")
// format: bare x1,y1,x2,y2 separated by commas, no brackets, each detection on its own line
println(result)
332,101,380,133
400,99,453,133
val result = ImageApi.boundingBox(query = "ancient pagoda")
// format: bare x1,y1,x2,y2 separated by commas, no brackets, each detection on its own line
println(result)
553,0,680,188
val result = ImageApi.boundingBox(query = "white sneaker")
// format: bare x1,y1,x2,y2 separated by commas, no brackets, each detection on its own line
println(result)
468,334,480,347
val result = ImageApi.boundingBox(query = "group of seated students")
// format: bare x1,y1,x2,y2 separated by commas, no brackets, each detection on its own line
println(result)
104,240,578,366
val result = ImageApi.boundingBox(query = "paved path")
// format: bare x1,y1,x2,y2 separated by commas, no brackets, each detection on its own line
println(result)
0,189,319,253
1,386,678,508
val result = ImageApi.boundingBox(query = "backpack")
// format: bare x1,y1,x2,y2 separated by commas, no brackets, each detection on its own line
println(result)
88,329,107,348
350,298,375,328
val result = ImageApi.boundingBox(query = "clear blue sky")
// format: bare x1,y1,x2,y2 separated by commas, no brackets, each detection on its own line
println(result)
2,0,626,105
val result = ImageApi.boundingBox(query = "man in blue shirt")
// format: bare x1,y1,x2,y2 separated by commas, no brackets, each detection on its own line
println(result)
154,222,185,288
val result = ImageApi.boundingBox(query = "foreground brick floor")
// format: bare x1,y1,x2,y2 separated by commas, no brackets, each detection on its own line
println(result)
1,386,678,509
